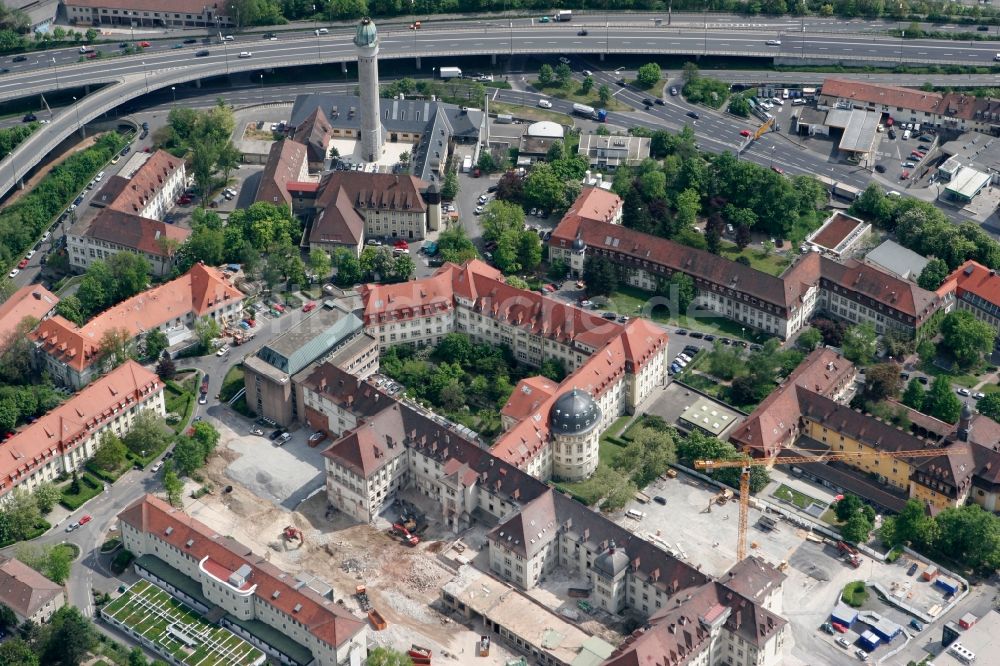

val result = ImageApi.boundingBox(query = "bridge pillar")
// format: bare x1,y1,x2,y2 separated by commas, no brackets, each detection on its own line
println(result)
415,57,421,69
599,53,605,62
491,53,497,65
195,79,201,88
342,61,348,73
16,177,23,190
84,85,90,95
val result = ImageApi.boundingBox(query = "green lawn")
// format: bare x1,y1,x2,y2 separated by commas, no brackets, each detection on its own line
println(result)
601,286,768,342
532,79,630,111
219,364,245,403
59,472,104,510
917,361,982,389
490,101,573,125
771,484,826,511
164,372,198,433
103,580,264,666
720,243,794,277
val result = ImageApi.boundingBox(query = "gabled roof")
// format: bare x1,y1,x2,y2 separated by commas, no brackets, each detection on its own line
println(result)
0,284,58,344
730,349,855,457
307,172,428,247
942,259,1000,307
32,264,242,371
106,149,182,216
308,186,364,247
0,361,161,495
256,139,308,207
819,256,939,320
118,494,366,649
291,108,333,164
322,403,408,476
819,78,943,114
502,376,558,421
0,556,63,619
84,208,189,258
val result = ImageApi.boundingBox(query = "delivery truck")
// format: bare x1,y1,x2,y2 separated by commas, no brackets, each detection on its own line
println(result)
572,103,608,122
439,66,462,79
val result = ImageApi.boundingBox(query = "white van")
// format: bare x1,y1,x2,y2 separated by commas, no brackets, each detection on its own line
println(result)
315,28,329,35
625,509,646,520
95,170,105,181
791,98,805,106
903,129,911,140
771,97,784,106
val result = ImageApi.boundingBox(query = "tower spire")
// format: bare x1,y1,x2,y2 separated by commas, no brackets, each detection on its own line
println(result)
354,17,384,163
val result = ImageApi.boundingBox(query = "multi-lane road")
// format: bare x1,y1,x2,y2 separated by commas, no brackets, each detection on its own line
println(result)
1,16,997,206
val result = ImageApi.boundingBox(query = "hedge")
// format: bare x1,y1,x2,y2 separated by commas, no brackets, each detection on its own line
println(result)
59,471,104,510
0,519,51,548
86,461,129,484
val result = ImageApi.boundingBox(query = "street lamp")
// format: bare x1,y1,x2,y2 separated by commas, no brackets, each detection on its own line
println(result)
259,74,263,90
171,86,176,105
71,96,84,137
141,61,149,92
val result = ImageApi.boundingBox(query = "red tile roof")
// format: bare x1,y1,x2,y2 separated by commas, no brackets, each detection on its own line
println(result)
292,108,333,164
32,264,242,372
85,209,189,259
820,78,942,114
308,171,428,247
0,556,63,619
942,259,1000,307
256,139,308,207
730,349,856,457
118,494,366,649
0,361,161,496
107,150,182,217
0,285,58,344
559,186,623,233
819,256,940,321
65,0,227,13
322,404,408,476
502,376,558,421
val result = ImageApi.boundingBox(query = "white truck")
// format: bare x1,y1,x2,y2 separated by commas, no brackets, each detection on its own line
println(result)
556,9,573,21
439,66,463,80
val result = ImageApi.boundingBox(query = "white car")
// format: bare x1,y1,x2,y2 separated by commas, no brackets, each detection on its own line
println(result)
957,387,971,397
216,344,230,357
582,69,593,76
766,39,781,46
315,28,329,35
151,461,163,473
7,268,18,278
25,250,34,259
558,56,570,64
973,392,986,399
222,35,235,41
537,99,552,109
474,205,484,215
238,51,253,58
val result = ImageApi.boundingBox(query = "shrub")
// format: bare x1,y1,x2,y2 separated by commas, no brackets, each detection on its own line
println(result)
841,580,869,607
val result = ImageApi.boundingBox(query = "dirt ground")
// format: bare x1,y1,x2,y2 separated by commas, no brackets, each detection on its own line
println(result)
179,433,523,664
2,134,98,210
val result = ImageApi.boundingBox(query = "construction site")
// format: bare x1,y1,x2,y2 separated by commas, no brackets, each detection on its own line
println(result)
173,415,528,664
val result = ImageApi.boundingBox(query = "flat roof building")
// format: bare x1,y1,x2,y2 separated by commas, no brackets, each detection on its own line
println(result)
944,166,992,203
864,240,930,282
678,395,740,437
824,108,881,156
804,211,871,259
578,134,651,170
243,301,376,426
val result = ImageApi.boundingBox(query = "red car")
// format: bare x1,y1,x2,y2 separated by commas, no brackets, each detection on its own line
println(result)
78,514,92,525
244,318,256,327
177,196,192,205
740,129,751,137
86,52,98,59
302,301,316,313
901,170,910,180
394,239,409,250
138,41,151,48
832,622,848,633
770,165,784,174
17,258,28,269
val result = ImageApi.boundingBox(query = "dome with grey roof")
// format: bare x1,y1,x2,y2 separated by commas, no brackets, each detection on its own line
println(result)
550,389,601,435
354,17,378,48
593,540,628,577
572,235,586,251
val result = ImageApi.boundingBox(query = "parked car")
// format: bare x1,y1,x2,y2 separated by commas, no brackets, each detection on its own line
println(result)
740,129,751,137
303,301,317,313
958,387,971,396
820,622,835,635
78,514,92,525
151,461,163,472
276,432,292,446
907,562,919,576
974,391,986,399
909,619,924,632
874,164,886,173
669,87,678,96
216,344,230,357
269,429,285,440
836,637,851,649
653,495,667,505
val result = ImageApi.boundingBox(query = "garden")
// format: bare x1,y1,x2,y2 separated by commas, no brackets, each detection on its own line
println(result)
379,333,566,441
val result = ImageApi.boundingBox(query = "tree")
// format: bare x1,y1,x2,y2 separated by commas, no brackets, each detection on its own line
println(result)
835,494,865,523
798,327,822,351
367,647,414,666
97,327,133,372
538,63,554,86
598,84,611,105
480,200,525,243
308,248,332,280
664,272,695,314
0,602,17,629
171,437,205,477
191,421,220,459
107,251,152,302
1,489,40,542
523,162,571,213
163,467,183,506
156,354,176,380
194,316,221,351
841,513,874,544
924,375,963,424
128,647,149,666
583,256,618,297
555,62,572,87
682,61,700,83
864,363,902,401
44,545,72,584
880,499,938,548
122,411,171,458
616,425,675,487
580,75,594,94
917,258,949,290
330,247,362,287
935,504,1000,571
675,188,700,229
92,432,127,472
517,230,542,272
40,606,97,666
636,62,662,89
54,295,86,326
939,310,996,368
842,322,877,364
441,167,459,200
901,379,926,411
437,225,477,265
32,482,60,515
143,329,169,364
728,95,751,117
0,638,38,666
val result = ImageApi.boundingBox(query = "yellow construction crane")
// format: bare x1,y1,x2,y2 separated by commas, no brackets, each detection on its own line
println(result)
753,116,774,140
694,445,968,562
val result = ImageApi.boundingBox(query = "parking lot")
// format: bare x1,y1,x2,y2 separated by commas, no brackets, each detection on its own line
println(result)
611,469,975,665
